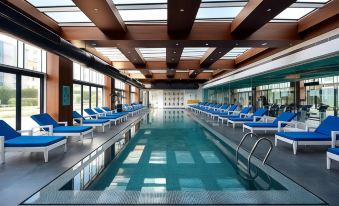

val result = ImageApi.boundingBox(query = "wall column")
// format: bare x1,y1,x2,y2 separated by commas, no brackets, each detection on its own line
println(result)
125,84,131,105
46,52,73,125
104,76,112,109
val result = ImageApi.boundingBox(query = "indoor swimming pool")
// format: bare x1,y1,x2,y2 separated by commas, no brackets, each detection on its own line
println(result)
22,109,324,205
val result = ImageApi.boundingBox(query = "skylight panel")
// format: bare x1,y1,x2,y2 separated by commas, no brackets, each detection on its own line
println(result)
112,0,167,4
196,7,243,20
296,0,329,3
274,7,315,20
26,0,75,7
95,48,129,61
45,11,92,23
182,48,209,60
138,48,166,61
221,47,251,59
118,9,167,22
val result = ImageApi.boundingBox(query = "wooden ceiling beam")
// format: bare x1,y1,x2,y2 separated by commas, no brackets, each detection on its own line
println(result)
168,0,201,37
166,47,184,78
72,0,126,35
298,0,339,33
200,48,233,67
235,48,269,65
112,60,235,71
188,47,233,78
118,48,152,78
231,0,296,36
62,22,300,45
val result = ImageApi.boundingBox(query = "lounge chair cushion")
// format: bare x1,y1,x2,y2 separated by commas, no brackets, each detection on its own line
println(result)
83,119,109,124
5,136,65,147
244,122,277,128
98,116,120,120
31,113,59,128
229,117,254,122
315,116,339,136
219,115,239,118
0,120,20,141
272,112,297,124
53,126,92,133
328,148,339,155
276,132,331,141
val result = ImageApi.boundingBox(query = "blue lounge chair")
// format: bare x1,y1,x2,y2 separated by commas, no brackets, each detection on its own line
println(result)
218,106,251,124
209,104,237,119
84,108,123,125
72,111,110,132
327,148,339,169
0,120,66,163
275,116,339,155
243,112,297,133
228,108,267,128
95,107,129,120
31,113,93,141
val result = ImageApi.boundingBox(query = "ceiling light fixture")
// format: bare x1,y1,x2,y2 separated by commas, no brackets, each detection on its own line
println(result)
176,42,179,46
267,8,272,12
180,9,184,12
205,43,209,46
173,51,177,54
261,42,268,46
235,43,239,46
91,43,96,46
210,59,213,61
218,51,222,54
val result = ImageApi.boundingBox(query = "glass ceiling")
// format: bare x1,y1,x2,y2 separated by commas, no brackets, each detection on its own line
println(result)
112,0,247,23
26,0,93,25
220,47,251,60
273,0,331,21
95,48,129,61
138,48,166,61
181,48,209,60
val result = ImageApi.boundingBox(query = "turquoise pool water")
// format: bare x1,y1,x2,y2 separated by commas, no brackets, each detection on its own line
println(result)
87,109,282,191
23,109,324,205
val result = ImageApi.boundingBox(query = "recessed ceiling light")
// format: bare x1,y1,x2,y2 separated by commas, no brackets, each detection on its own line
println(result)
127,51,131,54
176,42,179,46
171,58,175,61
180,9,184,12
218,51,222,54
134,58,137,61
205,43,209,46
267,8,271,12
173,51,177,54
261,42,268,46
94,8,99,13
91,43,96,46
289,43,293,46
210,59,213,61
235,43,239,46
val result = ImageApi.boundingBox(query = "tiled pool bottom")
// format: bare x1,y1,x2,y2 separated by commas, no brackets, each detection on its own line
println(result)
22,110,324,205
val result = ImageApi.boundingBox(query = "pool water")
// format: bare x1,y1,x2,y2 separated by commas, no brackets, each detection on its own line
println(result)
23,109,325,205
86,109,283,192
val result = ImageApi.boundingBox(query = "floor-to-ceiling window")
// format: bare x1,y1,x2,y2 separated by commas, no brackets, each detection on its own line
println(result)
0,33,45,130
72,63,105,115
115,79,126,104
130,85,136,103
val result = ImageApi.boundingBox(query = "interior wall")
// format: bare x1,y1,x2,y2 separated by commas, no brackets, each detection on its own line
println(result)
148,88,202,109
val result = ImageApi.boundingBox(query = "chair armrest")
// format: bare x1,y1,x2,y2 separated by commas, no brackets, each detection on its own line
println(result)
331,131,339,148
58,121,68,126
278,121,297,132
239,113,247,118
253,116,260,122
17,129,33,135
34,125,53,135
73,118,83,125
0,136,4,163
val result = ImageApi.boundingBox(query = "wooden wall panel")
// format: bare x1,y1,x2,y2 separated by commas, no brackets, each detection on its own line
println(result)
104,76,112,108
46,52,73,125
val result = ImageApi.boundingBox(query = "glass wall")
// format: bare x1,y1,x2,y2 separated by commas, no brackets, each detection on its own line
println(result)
115,78,126,104
73,63,105,115
0,33,45,130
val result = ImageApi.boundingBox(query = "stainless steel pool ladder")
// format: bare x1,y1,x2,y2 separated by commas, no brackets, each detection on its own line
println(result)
236,132,273,180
